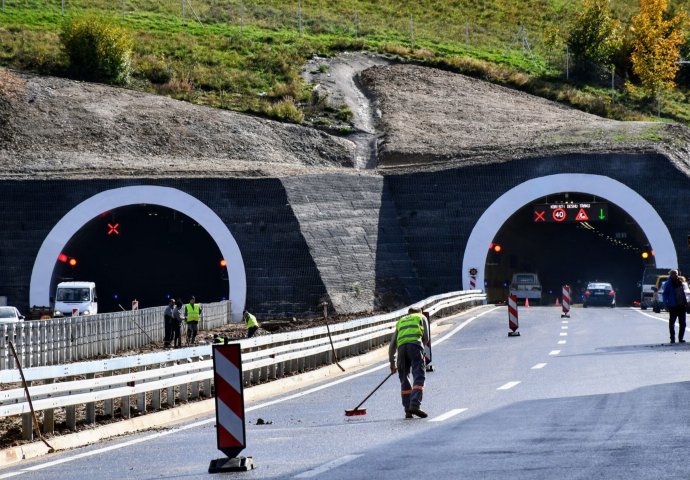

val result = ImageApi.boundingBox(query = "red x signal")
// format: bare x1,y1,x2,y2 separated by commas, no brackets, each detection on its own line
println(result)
534,210,546,222
107,223,120,235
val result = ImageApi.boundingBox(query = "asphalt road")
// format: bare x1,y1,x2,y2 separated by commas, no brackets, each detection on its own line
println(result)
2,305,690,480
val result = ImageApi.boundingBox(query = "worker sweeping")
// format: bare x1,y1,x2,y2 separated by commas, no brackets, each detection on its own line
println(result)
389,307,429,419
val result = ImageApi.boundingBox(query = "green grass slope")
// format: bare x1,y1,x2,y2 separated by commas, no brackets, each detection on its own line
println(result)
0,0,688,128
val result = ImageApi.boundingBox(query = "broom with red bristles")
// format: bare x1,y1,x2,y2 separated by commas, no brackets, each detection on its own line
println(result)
344,372,395,416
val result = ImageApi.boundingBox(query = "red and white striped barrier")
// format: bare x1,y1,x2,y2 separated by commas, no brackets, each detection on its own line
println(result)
208,343,255,473
470,275,477,290
561,285,571,318
508,294,520,336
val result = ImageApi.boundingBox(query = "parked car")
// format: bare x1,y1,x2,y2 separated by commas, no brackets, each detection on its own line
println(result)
0,306,24,324
583,282,616,308
640,267,670,310
652,275,690,313
509,273,542,305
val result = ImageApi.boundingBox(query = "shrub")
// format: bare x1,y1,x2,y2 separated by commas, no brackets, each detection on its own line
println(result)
135,55,171,84
60,17,132,84
262,97,304,123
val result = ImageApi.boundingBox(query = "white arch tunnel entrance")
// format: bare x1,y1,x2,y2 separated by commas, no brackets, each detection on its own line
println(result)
29,186,246,322
462,174,677,295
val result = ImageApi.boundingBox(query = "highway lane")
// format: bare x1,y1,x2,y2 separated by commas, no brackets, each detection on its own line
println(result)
2,305,690,479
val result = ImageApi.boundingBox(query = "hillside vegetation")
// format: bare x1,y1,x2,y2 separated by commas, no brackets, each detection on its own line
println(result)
1,0,689,128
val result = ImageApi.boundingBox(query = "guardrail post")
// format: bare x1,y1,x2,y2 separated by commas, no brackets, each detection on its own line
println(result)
203,377,212,397
136,367,146,413
121,368,131,418
179,381,189,403
21,380,33,441
152,386,161,410
85,373,96,424
102,371,114,418
66,376,77,430
42,378,55,434
165,362,175,407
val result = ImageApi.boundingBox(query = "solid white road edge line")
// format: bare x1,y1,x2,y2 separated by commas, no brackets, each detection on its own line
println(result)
1,306,499,478
531,363,547,370
293,454,363,479
497,381,521,390
430,408,468,422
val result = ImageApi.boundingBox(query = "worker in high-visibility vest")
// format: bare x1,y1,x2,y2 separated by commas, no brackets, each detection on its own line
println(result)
183,296,202,345
389,307,430,419
243,310,260,338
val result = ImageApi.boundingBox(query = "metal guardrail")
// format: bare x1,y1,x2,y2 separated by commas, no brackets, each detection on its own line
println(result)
0,291,485,442
0,301,232,370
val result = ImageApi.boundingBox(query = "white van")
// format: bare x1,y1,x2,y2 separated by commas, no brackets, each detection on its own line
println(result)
509,273,542,305
53,281,98,317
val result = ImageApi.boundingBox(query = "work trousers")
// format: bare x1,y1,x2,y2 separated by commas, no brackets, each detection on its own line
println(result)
668,305,687,342
397,343,426,410
164,314,174,345
171,321,182,348
247,326,258,338
186,321,199,344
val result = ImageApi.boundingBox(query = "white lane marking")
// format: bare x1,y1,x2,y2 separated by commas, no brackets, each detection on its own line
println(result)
293,455,363,478
562,320,569,324
1,307,499,478
497,381,521,390
558,340,566,345
631,308,690,332
531,363,547,369
549,350,560,356
434,306,501,347
561,326,568,329
560,332,568,336
430,408,468,422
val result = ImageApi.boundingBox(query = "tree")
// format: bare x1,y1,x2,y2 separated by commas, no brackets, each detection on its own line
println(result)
568,0,623,71
629,0,687,96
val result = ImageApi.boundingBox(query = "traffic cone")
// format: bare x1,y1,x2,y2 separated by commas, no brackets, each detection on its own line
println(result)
555,297,560,306
524,298,530,308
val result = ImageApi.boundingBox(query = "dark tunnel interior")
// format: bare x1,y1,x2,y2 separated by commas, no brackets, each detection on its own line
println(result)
485,193,653,305
51,205,228,313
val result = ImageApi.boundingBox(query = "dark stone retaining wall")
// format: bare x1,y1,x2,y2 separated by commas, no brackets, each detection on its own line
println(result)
0,153,686,316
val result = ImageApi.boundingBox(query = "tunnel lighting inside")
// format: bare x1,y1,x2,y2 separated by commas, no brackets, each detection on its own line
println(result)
485,193,653,305
51,205,228,313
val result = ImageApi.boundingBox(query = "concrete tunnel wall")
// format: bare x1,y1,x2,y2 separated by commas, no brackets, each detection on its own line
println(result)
0,152,688,317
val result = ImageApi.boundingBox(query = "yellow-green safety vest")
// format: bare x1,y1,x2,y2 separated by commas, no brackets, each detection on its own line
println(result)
395,313,424,347
245,313,259,329
185,303,200,323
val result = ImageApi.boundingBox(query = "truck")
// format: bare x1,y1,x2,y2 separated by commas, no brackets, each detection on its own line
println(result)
53,281,98,317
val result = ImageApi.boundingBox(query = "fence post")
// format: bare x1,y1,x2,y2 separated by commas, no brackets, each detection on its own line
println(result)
85,373,96,424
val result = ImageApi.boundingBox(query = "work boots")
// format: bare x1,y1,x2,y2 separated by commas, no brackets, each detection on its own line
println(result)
408,406,428,418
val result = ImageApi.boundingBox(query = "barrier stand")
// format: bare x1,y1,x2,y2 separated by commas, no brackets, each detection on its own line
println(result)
208,343,255,473
561,285,571,318
508,294,521,337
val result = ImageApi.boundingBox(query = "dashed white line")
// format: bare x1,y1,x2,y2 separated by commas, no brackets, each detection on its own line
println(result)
294,455,363,478
497,381,521,390
560,332,568,336
562,320,569,324
430,408,468,422
558,340,566,345
549,350,560,356
531,363,547,369
561,326,568,330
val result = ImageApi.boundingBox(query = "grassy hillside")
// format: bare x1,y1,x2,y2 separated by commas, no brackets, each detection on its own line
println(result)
1,0,689,128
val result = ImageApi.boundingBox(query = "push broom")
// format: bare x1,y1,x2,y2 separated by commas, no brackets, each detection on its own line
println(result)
345,371,395,416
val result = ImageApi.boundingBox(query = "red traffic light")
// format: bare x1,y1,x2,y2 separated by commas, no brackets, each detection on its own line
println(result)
58,253,68,263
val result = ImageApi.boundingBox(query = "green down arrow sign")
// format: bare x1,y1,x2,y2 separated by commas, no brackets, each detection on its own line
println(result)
598,209,606,220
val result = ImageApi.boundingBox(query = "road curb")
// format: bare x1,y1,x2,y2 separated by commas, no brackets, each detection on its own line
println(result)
0,304,486,469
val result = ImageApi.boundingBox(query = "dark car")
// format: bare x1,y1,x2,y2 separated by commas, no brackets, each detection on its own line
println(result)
583,282,616,308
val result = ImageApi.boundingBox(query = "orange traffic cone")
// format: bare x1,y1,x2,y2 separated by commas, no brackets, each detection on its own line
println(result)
524,298,530,308
555,297,560,306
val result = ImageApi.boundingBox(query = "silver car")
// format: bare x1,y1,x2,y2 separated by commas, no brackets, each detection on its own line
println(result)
0,306,25,324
